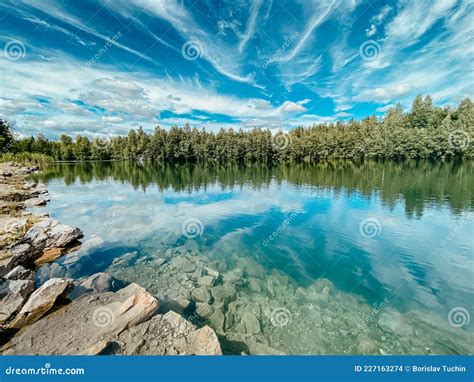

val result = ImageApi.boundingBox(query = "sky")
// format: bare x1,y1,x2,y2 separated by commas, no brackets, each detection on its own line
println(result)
0,0,473,139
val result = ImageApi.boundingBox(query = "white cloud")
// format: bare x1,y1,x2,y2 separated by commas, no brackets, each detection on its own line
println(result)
278,101,307,113
353,84,413,103
101,116,124,123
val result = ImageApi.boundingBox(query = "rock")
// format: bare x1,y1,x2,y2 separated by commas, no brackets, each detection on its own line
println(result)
34,247,64,266
225,310,234,330
195,302,214,319
1,283,159,355
204,267,219,278
170,295,191,313
191,286,211,303
0,279,35,325
110,251,137,268
247,340,286,355
69,272,122,299
240,312,261,335
10,278,73,328
0,216,28,241
248,277,262,293
197,275,215,287
0,244,32,278
4,265,34,282
117,311,221,355
170,256,196,273
211,284,237,306
209,308,225,334
0,250,17,278
223,269,243,284
24,219,83,254
23,198,47,208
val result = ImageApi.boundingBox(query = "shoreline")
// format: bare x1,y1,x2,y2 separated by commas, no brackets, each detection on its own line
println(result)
0,162,222,355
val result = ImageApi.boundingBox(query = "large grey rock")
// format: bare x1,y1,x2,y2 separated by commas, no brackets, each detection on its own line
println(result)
5,265,34,282
1,283,159,355
0,279,35,325
117,311,222,355
24,219,83,253
9,278,73,328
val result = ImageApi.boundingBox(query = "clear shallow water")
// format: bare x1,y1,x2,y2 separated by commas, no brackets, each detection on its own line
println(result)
34,161,473,354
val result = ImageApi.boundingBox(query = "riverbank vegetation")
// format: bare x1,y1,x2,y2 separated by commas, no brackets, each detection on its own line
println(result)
1,96,473,162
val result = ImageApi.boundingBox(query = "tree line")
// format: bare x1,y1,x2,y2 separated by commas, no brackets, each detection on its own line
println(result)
1,95,473,162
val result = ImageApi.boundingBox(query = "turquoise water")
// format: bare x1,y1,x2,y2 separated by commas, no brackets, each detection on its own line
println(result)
35,161,473,354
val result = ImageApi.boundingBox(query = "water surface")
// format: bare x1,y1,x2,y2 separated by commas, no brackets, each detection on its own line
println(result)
34,161,473,354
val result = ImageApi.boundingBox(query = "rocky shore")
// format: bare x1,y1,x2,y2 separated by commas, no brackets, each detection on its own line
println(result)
0,162,221,355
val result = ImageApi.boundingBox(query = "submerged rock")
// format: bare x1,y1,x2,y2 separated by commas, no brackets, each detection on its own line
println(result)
195,302,214,319
191,286,211,303
69,272,123,299
210,284,236,306
118,311,221,355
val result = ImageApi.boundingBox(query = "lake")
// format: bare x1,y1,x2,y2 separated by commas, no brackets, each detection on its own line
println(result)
33,160,473,355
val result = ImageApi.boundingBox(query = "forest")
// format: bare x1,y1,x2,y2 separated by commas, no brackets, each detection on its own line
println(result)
1,96,473,163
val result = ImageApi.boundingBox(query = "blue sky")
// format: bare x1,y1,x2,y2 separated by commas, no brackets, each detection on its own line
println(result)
0,0,473,138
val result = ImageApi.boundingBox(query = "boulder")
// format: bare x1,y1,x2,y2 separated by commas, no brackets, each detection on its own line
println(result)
197,275,215,287
195,302,214,319
1,283,159,355
23,219,83,254
69,272,123,299
4,265,34,282
0,279,35,325
210,284,236,306
191,286,211,303
34,247,64,267
170,256,196,273
117,311,222,355
9,278,73,328
23,198,47,208
240,312,261,335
